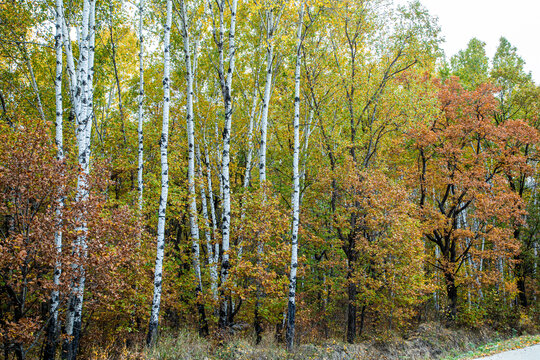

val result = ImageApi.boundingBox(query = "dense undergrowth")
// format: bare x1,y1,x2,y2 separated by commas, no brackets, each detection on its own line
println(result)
87,321,539,360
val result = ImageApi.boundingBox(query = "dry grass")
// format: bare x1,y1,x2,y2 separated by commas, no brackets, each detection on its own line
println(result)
88,322,538,360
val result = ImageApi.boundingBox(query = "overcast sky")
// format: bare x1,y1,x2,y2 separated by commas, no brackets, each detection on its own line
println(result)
395,0,539,82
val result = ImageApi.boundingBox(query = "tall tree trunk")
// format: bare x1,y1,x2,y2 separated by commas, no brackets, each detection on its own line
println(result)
196,145,219,303
514,229,528,307
147,0,172,346
243,84,258,189
179,0,208,336
258,9,276,185
44,2,64,358
204,145,220,270
346,271,357,344
286,3,304,350
108,4,127,144
62,1,96,358
253,8,280,341
216,0,238,329
137,0,145,224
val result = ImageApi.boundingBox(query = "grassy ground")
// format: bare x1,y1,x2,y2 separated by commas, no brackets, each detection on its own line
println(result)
442,334,540,360
90,324,539,359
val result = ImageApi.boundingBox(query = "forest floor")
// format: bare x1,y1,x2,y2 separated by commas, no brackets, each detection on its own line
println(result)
106,323,540,360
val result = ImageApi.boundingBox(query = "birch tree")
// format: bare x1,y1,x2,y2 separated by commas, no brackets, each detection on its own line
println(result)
57,0,97,357
258,6,282,184
177,0,208,335
286,1,304,350
147,0,172,346
196,145,219,302
209,0,238,328
44,1,65,358
137,0,145,218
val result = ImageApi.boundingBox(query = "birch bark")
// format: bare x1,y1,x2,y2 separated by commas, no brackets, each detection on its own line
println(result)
286,2,304,350
44,2,65,358
62,1,96,358
178,0,208,335
244,85,259,189
213,0,238,329
137,0,145,218
147,0,172,346
258,9,277,184
204,146,220,267
196,145,219,302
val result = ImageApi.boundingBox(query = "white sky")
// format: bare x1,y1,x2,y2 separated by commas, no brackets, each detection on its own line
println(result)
395,0,540,83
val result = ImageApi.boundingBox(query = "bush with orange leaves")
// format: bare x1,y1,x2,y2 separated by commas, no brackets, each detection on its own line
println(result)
0,119,143,359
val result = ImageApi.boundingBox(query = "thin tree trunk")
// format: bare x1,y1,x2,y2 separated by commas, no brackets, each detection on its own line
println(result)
20,43,46,122
178,0,208,336
216,0,238,329
147,0,172,346
196,145,219,303
299,107,313,205
108,4,127,144
286,2,304,350
258,9,276,185
346,280,357,343
44,2,64,358
204,145,220,267
137,0,145,220
243,85,258,189
62,1,96,358
253,9,280,340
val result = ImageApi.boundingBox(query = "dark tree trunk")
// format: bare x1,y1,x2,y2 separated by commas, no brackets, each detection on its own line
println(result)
358,305,367,337
444,270,457,322
146,319,158,347
516,256,528,307
346,281,357,343
275,317,284,344
197,301,209,337
254,298,263,345
514,227,528,308
43,315,58,360
286,298,296,350
517,276,528,307
66,315,82,360
218,279,230,330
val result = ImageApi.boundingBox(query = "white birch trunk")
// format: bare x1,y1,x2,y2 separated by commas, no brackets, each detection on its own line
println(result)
147,0,172,346
204,146,220,266
196,146,219,302
217,0,238,328
237,85,260,259
286,2,304,350
45,2,65,358
214,122,224,200
61,1,95,358
137,0,145,217
244,85,258,189
258,9,275,185
178,0,206,334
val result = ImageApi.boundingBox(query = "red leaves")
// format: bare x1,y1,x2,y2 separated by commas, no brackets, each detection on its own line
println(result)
0,118,141,353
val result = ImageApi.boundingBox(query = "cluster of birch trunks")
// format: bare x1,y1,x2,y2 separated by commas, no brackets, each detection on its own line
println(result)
49,0,306,358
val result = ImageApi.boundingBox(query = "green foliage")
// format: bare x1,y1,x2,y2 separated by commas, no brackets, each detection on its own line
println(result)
450,38,489,89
